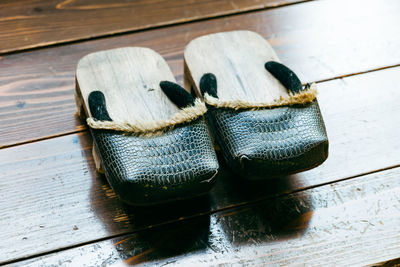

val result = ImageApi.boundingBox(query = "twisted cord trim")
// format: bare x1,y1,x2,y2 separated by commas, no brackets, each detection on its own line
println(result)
204,83,318,110
86,98,207,135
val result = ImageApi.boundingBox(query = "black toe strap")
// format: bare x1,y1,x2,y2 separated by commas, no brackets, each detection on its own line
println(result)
160,81,195,109
200,73,218,98
88,91,112,121
265,61,303,94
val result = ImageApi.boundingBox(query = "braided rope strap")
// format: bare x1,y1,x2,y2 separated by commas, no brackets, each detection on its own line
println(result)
87,98,207,136
204,83,318,110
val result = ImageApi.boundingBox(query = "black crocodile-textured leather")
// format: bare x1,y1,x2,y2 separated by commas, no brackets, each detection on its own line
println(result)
206,100,328,179
91,118,219,205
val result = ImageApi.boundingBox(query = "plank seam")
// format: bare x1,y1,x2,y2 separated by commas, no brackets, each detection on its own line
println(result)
3,163,400,265
0,0,314,56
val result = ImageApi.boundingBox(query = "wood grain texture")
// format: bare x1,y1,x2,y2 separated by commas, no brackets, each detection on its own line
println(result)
76,47,179,123
10,167,400,266
184,30,288,103
1,67,400,263
1,0,400,148
0,0,307,54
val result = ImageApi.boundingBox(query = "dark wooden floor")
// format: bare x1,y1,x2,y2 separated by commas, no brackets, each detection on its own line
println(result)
1,0,400,265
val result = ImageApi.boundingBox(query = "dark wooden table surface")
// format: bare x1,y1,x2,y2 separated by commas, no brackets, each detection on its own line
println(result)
1,0,400,266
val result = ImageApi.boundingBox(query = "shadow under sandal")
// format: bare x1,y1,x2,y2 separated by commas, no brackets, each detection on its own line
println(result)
184,30,328,180
75,47,219,205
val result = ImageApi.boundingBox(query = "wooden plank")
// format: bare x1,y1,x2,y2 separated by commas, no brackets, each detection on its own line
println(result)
1,67,400,263
1,0,400,148
9,166,400,266
0,0,306,54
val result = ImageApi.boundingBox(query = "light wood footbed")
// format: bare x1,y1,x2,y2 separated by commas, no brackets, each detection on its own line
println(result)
184,31,289,103
76,47,180,124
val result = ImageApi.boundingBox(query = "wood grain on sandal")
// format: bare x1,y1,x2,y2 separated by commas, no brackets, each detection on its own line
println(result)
76,47,179,124
185,31,288,103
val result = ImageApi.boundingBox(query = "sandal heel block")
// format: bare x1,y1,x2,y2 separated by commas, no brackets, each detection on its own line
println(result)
75,84,106,174
184,30,329,180
76,47,219,205
184,63,221,151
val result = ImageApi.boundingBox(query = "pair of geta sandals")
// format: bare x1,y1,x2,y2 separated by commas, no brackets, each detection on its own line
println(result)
75,31,328,205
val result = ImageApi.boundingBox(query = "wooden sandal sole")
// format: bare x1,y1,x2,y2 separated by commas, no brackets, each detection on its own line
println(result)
184,31,328,179
75,47,219,204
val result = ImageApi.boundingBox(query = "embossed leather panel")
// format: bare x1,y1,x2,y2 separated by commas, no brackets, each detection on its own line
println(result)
92,118,219,205
206,100,328,179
